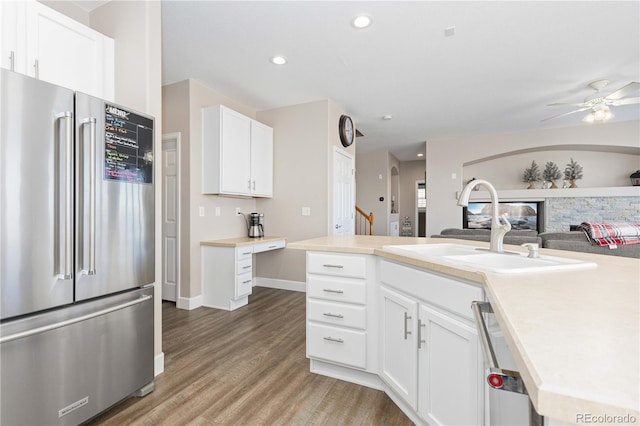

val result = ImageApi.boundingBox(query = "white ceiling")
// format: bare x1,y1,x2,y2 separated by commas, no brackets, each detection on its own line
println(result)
161,1,640,161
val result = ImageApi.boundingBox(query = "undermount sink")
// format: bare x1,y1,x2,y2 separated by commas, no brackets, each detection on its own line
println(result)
382,244,597,274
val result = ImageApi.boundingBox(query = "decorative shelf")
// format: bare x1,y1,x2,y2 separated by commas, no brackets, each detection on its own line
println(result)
458,186,640,202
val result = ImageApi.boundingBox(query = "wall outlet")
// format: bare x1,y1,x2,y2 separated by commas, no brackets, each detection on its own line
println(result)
302,207,311,216
199,206,205,217
236,208,242,215
215,207,221,217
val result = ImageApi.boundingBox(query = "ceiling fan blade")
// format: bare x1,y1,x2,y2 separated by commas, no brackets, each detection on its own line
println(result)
610,97,640,106
541,107,591,122
605,82,640,100
547,102,588,107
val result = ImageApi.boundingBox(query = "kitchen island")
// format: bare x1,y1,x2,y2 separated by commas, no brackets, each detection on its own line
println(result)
288,235,639,425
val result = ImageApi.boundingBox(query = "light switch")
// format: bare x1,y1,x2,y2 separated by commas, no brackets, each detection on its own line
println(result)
302,207,311,216
215,207,221,216
451,173,457,180
199,206,205,217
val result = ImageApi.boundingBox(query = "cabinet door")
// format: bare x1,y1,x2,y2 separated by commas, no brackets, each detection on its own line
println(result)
250,119,273,197
220,107,252,195
25,1,114,99
418,304,482,426
1,1,26,73
380,286,418,409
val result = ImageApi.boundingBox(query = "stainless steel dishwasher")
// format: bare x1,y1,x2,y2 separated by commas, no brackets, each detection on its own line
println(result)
472,301,544,426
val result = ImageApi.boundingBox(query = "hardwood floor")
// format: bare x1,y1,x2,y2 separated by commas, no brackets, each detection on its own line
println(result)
88,287,412,425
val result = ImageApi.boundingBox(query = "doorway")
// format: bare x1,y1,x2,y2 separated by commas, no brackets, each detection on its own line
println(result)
162,133,181,302
415,181,426,237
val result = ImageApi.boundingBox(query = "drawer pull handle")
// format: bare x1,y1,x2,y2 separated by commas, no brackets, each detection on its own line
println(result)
242,280,252,284
268,245,277,249
323,312,344,318
322,264,344,269
418,319,426,349
323,336,344,343
404,312,412,340
242,251,252,255
323,288,344,294
242,265,251,269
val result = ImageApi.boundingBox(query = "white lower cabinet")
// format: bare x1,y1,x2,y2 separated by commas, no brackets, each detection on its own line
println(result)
418,303,481,425
305,253,485,425
380,260,484,426
380,286,419,409
306,251,378,374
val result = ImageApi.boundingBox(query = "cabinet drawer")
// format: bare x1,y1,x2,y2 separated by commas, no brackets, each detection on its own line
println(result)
307,323,366,369
253,239,285,253
307,299,366,330
380,260,483,320
307,275,366,304
308,252,366,278
235,273,252,299
236,258,252,275
236,246,254,260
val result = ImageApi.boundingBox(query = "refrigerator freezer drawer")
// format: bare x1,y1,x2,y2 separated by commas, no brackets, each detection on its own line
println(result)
0,287,154,426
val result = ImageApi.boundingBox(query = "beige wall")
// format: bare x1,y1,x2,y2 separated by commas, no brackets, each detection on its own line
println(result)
426,120,640,236
398,160,426,236
355,149,390,236
89,0,163,360
162,79,258,300
255,99,352,283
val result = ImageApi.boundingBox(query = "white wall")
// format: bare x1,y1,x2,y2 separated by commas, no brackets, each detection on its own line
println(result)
426,120,640,236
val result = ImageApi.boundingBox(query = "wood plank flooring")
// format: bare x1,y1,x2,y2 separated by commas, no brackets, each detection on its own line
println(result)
88,287,412,425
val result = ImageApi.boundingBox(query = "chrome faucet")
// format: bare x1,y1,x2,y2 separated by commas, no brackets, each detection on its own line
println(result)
457,179,511,253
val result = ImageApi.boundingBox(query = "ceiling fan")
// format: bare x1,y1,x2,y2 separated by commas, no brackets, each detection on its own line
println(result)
542,80,640,123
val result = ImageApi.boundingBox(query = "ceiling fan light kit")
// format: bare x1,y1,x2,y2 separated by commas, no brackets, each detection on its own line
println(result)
543,80,639,123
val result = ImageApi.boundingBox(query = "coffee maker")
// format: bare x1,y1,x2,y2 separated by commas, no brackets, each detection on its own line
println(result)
247,212,264,238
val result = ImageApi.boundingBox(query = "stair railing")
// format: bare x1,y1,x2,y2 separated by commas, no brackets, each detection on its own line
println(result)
355,206,374,236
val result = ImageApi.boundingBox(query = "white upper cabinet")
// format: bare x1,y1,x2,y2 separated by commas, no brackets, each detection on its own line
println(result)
202,105,274,198
1,1,114,100
249,120,274,197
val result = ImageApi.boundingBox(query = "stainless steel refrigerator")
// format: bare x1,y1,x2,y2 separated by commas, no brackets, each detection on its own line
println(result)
0,69,155,425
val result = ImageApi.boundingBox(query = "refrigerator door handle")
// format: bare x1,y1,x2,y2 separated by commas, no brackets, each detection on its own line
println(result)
0,295,152,344
58,111,74,280
81,117,98,275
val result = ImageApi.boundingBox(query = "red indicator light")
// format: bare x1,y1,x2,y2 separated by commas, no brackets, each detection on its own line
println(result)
488,374,504,389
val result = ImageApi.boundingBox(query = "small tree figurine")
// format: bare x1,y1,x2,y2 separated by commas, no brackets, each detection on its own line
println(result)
522,161,541,189
542,161,563,188
564,158,583,188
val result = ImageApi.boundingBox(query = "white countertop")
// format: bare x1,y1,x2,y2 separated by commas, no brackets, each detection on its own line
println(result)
201,236,286,247
288,235,640,424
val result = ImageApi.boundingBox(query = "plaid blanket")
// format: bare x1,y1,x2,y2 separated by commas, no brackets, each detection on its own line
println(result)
580,222,640,246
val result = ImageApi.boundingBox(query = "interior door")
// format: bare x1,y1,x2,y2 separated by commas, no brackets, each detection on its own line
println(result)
332,148,355,235
162,134,179,302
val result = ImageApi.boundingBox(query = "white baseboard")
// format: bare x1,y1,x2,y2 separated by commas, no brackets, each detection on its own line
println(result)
254,277,306,292
177,294,202,310
154,352,164,376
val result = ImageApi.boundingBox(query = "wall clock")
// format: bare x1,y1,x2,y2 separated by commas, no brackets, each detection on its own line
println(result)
339,115,354,147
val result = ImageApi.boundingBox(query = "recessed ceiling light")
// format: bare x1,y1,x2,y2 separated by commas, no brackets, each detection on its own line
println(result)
352,15,372,29
382,115,393,120
271,56,287,65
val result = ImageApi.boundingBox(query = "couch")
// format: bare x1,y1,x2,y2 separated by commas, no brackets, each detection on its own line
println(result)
431,229,640,259
431,228,542,246
539,231,640,259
